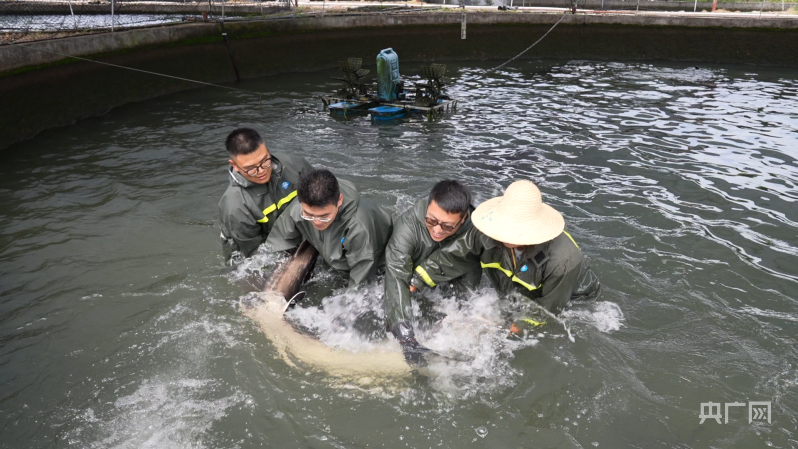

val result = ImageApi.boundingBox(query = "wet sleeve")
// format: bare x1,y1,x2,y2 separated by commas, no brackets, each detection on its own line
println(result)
450,265,483,293
264,202,303,252
344,224,379,287
219,192,264,259
536,259,582,314
383,219,418,328
412,230,482,288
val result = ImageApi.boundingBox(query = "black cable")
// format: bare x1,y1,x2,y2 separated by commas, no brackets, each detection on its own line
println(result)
10,42,267,98
218,19,242,82
490,12,568,72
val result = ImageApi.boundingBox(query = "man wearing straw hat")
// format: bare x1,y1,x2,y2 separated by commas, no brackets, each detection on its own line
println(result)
412,180,599,334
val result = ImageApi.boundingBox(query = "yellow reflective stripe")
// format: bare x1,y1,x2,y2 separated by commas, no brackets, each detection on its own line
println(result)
257,204,278,223
480,261,513,277
276,190,298,209
522,318,546,327
563,230,579,249
511,275,540,291
415,266,437,287
481,262,541,291
256,190,298,224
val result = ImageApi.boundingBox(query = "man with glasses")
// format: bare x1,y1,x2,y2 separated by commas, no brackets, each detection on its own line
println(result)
410,180,600,337
383,180,481,364
218,128,312,263
265,169,393,287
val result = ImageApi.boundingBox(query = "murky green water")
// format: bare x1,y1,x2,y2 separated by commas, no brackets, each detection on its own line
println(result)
1,59,796,448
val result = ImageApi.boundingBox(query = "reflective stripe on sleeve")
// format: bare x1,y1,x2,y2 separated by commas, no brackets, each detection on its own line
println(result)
256,190,298,224
415,266,437,287
511,275,540,291
480,261,513,277
522,318,546,326
481,261,541,291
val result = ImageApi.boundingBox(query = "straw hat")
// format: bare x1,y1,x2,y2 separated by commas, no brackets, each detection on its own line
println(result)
473,180,564,245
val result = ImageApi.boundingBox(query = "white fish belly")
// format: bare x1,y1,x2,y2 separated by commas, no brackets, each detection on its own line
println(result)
242,292,411,380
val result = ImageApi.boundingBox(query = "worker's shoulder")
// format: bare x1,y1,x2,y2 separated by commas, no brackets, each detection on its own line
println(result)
354,197,393,229
545,231,584,267
218,180,250,210
388,206,426,246
272,151,312,172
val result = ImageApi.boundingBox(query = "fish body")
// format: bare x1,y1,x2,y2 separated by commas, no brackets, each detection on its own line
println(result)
241,241,411,380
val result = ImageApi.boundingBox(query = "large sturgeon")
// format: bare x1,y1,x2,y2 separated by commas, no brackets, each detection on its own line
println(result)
241,241,412,380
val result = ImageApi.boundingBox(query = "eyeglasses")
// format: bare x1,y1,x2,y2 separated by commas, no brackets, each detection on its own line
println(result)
301,212,334,223
425,216,462,233
239,156,272,176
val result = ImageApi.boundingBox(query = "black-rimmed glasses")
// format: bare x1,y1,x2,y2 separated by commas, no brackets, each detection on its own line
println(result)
239,156,272,176
425,216,462,233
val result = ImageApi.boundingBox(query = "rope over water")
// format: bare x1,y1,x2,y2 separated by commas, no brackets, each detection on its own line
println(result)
9,42,269,98
490,12,569,72
13,9,573,98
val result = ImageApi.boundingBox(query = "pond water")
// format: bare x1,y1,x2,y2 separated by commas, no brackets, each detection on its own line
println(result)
1,59,796,448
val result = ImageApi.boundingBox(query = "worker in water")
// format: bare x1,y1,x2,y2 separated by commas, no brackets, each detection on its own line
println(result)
265,169,393,287
384,180,482,364
412,180,600,337
218,128,312,264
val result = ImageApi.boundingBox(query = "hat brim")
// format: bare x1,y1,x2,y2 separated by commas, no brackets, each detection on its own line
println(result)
472,196,565,246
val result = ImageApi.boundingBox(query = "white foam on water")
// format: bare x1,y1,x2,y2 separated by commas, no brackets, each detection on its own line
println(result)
147,303,244,355
287,285,537,399
417,289,537,398
287,282,398,353
561,301,625,333
227,248,287,283
72,377,248,449
154,302,190,323
739,306,798,323
63,293,256,449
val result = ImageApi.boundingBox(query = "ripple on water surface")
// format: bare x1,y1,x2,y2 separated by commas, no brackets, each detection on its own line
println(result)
0,60,796,448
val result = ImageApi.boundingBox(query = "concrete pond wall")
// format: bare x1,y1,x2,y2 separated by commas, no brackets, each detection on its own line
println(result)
8,0,797,12
2,12,798,149
425,0,797,10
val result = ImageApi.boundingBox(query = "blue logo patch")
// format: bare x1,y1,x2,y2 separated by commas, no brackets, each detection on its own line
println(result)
282,181,290,190
520,265,528,272
340,237,345,244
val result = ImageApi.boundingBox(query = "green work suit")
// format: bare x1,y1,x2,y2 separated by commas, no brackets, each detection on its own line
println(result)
218,152,312,262
264,179,393,287
383,196,481,331
413,229,599,313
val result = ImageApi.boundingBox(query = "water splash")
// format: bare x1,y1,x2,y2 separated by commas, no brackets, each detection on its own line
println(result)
286,284,542,399
67,377,249,449
561,301,625,333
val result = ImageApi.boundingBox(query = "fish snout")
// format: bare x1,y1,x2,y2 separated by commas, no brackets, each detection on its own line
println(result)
240,292,264,311
240,291,287,313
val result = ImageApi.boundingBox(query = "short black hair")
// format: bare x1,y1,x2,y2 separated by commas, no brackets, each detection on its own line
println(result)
428,180,471,218
225,128,264,157
298,169,340,208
